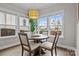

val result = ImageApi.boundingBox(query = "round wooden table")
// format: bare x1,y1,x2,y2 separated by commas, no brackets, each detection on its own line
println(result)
32,35,49,43
31,34,49,55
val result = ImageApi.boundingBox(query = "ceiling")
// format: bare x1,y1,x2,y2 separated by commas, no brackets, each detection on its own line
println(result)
12,3,54,11
0,3,55,15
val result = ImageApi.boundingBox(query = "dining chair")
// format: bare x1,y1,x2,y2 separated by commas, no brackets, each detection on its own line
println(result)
18,32,40,56
39,31,60,56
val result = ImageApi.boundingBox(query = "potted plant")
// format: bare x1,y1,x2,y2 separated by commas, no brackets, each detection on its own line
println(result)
29,19,36,32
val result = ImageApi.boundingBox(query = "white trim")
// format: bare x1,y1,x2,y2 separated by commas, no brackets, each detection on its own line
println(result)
0,35,17,39
0,42,20,50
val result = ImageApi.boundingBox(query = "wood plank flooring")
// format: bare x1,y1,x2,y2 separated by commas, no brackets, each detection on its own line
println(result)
0,45,75,56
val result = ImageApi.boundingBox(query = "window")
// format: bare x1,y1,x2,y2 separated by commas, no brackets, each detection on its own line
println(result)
49,13,63,29
6,14,16,25
37,11,64,37
0,12,5,28
5,14,16,29
19,17,29,31
6,14,12,25
0,12,16,36
37,17,48,35
48,12,64,37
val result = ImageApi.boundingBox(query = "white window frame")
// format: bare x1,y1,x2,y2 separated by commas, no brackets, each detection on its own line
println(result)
0,11,6,28
19,16,29,31
48,10,64,38
37,17,48,35
37,10,64,38
5,13,16,29
0,10,17,37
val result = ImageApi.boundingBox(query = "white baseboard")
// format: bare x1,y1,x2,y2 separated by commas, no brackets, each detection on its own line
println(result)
0,42,20,51
57,44,76,51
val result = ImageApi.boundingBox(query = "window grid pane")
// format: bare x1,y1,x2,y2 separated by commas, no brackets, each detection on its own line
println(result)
19,17,29,31
6,14,16,29
11,15,16,25
0,12,5,24
49,12,64,37
6,14,12,25
37,17,47,35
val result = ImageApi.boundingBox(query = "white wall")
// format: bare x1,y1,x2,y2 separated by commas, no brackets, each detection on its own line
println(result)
0,6,26,50
76,23,79,55
41,3,77,49
76,4,79,56
0,36,20,50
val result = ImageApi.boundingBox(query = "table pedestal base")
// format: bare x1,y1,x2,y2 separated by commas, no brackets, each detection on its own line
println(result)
34,48,45,56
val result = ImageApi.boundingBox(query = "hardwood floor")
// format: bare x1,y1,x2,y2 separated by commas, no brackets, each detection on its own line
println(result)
0,45,75,56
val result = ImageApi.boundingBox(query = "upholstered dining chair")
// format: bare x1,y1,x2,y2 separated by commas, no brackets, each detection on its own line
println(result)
39,31,60,56
18,32,40,56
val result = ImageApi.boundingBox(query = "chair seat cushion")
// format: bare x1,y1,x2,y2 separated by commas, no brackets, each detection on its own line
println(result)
23,41,40,51
40,42,52,50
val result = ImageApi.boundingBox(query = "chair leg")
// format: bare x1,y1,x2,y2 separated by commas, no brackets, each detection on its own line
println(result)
51,50,53,56
39,47,41,56
55,47,57,56
29,52,31,56
22,48,24,56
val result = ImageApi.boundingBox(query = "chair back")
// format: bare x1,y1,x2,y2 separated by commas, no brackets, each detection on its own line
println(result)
24,31,31,39
52,31,60,49
18,33,31,50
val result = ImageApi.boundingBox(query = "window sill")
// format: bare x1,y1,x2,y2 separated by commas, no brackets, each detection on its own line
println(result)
0,35,17,39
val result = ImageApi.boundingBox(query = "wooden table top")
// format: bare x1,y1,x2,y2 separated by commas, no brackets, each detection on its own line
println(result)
32,35,48,40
